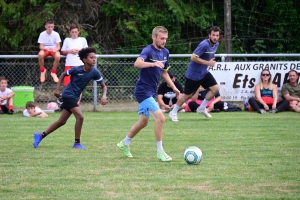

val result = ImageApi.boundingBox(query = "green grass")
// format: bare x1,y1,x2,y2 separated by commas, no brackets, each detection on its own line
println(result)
1,111,300,199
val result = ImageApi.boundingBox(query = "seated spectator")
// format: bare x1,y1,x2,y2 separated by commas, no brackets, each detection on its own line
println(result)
23,101,48,118
0,76,14,114
281,70,300,112
157,71,186,112
38,19,61,83
186,85,224,112
248,69,289,114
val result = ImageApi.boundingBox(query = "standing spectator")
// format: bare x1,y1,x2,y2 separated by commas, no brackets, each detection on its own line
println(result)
117,26,180,162
0,76,14,114
157,70,186,113
248,69,289,113
38,19,62,83
169,26,221,122
281,70,300,112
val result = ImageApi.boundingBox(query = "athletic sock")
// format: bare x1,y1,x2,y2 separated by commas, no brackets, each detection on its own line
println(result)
199,99,209,110
40,67,45,72
123,136,132,146
8,105,13,110
51,68,57,73
156,141,163,152
42,132,48,139
75,139,80,144
171,104,180,114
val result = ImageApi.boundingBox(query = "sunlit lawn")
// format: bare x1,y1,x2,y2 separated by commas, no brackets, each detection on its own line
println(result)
1,111,299,199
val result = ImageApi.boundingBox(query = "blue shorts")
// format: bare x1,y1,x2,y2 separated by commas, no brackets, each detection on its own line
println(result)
138,97,160,118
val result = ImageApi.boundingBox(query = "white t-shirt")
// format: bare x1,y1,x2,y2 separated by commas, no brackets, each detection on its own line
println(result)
38,30,61,49
61,37,88,66
0,88,13,105
23,107,43,117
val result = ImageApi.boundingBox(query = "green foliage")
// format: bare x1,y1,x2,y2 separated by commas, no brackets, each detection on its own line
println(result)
0,0,300,54
251,40,266,54
0,0,60,49
230,0,300,54
101,0,215,54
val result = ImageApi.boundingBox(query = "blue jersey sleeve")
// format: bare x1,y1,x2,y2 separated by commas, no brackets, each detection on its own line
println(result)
139,47,150,61
94,69,104,83
193,42,207,58
67,66,78,76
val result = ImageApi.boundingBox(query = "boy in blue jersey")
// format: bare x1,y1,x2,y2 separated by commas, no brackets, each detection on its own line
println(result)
117,26,180,162
169,26,221,122
33,47,107,149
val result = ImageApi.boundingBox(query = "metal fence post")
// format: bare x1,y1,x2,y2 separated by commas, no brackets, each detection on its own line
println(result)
220,54,226,62
93,59,98,111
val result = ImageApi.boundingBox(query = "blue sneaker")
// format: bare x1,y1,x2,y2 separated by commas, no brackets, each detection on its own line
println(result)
33,133,42,148
73,143,88,150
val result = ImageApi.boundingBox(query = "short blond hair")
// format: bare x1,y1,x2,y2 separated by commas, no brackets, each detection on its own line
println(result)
152,26,168,36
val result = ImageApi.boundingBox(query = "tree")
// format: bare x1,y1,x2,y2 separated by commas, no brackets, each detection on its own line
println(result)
224,0,232,61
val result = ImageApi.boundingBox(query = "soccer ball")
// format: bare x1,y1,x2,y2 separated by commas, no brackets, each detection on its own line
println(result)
47,102,59,110
184,146,203,165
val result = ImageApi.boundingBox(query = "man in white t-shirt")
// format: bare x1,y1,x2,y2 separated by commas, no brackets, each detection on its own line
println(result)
61,24,88,86
23,101,48,118
0,76,15,114
38,19,62,83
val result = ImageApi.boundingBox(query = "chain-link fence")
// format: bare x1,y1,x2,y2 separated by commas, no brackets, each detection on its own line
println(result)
0,56,190,112
2,54,299,112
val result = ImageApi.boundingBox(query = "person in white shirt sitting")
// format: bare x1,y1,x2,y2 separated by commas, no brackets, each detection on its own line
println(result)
37,19,62,83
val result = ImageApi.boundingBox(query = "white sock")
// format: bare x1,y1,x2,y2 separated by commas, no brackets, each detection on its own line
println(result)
171,104,180,114
157,141,163,152
124,136,132,146
199,99,209,110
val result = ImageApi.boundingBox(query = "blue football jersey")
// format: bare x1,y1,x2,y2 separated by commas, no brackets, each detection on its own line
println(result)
62,66,103,101
134,44,170,103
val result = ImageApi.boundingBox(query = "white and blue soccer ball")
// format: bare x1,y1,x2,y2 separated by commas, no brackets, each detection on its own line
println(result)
184,146,203,165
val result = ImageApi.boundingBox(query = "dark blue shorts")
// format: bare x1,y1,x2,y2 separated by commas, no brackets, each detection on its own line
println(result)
184,72,217,94
61,97,79,113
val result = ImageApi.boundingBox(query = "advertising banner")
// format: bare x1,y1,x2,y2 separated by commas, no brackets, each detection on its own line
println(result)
209,61,300,101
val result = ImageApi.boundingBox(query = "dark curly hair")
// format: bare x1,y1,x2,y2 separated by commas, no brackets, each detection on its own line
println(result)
78,47,96,62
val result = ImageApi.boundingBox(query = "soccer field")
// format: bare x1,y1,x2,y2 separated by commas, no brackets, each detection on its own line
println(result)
1,111,299,199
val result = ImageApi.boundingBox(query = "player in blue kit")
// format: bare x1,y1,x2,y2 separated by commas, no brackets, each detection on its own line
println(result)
33,47,107,149
169,26,221,122
117,26,180,161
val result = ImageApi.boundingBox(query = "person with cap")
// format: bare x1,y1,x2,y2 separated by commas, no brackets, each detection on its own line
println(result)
157,70,186,113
